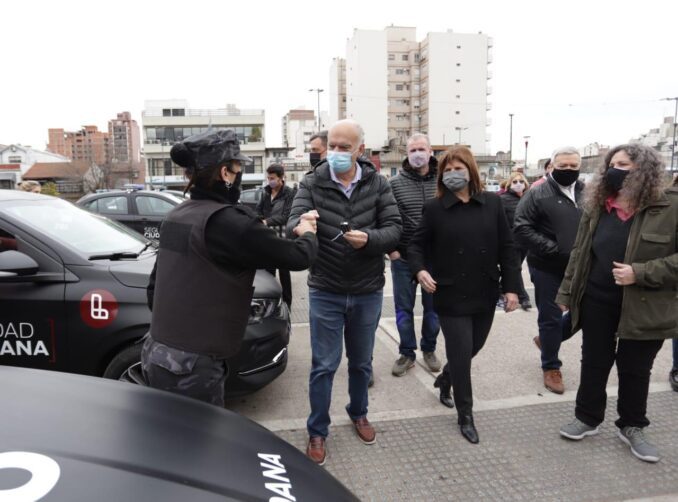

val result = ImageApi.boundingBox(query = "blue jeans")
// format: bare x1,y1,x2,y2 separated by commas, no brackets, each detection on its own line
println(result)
391,258,439,359
529,266,576,370
307,288,382,438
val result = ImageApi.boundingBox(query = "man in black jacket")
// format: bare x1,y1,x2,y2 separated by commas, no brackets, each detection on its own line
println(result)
287,119,402,465
256,163,295,306
514,146,584,394
388,133,441,376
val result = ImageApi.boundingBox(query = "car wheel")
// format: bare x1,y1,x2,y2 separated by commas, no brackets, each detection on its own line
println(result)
103,343,143,380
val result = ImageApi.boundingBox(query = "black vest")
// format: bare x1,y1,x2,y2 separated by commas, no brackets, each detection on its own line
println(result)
151,199,255,358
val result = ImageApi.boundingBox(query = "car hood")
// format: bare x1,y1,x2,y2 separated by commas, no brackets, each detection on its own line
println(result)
0,366,357,501
110,257,282,299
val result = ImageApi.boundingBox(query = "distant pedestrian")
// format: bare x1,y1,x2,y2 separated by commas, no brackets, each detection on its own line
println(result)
388,133,441,378
287,119,401,465
531,158,552,188
256,163,295,307
143,129,318,407
408,145,521,444
19,180,41,193
308,131,328,171
671,174,678,393
499,172,532,310
514,146,584,394
557,143,678,463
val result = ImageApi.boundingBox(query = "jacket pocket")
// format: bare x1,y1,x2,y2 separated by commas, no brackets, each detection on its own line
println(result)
641,233,671,244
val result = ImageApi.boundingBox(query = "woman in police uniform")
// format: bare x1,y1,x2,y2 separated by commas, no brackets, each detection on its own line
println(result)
142,129,318,406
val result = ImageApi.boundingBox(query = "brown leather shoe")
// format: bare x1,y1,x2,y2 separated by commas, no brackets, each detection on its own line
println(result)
544,369,565,394
533,336,541,351
353,417,376,445
306,436,326,465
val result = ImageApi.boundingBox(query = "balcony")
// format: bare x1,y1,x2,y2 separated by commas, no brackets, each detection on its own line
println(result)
486,103,492,111
486,86,493,95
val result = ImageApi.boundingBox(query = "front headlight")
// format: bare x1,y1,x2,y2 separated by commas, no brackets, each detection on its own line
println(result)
249,298,282,324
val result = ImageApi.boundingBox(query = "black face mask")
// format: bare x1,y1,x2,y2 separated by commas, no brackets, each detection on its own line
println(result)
604,167,630,193
551,169,579,186
309,152,323,168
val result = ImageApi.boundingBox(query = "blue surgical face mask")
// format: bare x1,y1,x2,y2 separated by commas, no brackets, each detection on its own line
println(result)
327,150,354,173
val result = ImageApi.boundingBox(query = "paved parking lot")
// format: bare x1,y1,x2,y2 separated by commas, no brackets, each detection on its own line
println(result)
228,266,678,501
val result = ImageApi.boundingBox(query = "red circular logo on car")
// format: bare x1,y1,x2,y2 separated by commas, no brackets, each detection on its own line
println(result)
80,289,119,328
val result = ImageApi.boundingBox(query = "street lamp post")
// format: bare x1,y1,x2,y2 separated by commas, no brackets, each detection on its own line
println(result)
309,88,324,132
455,126,469,145
509,113,514,166
523,136,530,170
662,97,678,175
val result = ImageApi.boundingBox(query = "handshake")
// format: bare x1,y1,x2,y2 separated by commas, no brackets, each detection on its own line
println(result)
293,210,320,236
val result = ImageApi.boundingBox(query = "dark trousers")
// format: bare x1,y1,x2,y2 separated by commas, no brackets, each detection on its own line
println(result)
439,312,495,415
529,266,576,369
575,295,664,429
266,268,292,307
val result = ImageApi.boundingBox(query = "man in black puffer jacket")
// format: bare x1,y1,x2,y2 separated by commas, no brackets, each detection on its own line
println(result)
287,119,402,465
388,133,441,377
514,146,584,395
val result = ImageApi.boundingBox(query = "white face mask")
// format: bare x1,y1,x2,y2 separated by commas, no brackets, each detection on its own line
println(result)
512,182,525,193
408,151,429,169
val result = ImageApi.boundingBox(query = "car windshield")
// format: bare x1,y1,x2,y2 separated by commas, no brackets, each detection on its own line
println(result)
4,198,148,256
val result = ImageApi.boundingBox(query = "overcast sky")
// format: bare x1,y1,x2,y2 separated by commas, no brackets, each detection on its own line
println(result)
2,0,677,163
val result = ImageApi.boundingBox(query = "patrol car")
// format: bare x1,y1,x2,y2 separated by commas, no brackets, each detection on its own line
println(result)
0,190,290,396
76,189,185,240
0,366,357,501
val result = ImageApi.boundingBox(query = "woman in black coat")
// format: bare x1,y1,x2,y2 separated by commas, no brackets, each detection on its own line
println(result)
499,172,532,310
408,145,522,444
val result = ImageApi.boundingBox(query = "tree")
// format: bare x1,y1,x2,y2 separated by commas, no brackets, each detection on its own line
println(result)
41,182,59,196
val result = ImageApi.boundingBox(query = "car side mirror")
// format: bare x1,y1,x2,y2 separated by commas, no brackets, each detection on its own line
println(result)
0,250,39,276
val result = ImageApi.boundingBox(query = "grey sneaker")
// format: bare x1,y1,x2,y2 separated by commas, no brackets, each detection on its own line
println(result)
422,351,441,372
559,418,600,440
617,426,660,463
391,355,415,377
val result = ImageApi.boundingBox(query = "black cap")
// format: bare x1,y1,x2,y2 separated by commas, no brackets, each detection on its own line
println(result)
170,129,252,171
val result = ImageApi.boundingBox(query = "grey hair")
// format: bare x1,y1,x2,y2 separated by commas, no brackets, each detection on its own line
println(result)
407,133,431,148
550,146,581,165
332,119,365,145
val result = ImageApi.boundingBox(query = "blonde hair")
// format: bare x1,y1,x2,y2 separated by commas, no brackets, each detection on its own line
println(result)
507,172,530,192
19,180,41,193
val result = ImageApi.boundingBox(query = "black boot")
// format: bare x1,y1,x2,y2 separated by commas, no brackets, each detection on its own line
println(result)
433,373,454,408
458,414,479,444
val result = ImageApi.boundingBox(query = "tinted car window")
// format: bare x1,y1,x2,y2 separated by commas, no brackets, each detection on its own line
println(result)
240,189,260,203
136,196,175,216
5,199,146,255
98,196,128,215
84,200,99,212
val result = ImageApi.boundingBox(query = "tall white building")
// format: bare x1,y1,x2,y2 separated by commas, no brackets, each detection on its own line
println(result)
330,26,492,154
142,100,266,188
282,108,316,160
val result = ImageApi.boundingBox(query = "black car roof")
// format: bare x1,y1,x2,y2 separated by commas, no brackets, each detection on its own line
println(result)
0,366,357,501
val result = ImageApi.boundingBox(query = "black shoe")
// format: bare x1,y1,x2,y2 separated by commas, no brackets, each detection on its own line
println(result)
670,368,678,392
520,299,532,311
458,414,479,444
433,373,454,408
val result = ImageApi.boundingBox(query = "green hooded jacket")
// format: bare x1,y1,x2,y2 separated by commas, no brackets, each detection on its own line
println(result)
556,187,678,340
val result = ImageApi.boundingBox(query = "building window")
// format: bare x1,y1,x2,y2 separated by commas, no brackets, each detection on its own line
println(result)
395,68,405,75
388,53,395,61
172,109,185,117
395,84,404,91
456,79,461,83
456,63,461,67
414,53,420,62
456,95,461,99
455,111,460,115
457,45,461,49
162,109,171,117
402,54,408,61
7,156,21,163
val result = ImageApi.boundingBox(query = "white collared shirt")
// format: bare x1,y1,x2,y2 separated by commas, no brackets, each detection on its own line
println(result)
330,163,362,199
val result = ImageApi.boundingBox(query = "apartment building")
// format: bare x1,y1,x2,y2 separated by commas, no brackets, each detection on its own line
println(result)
330,26,492,154
142,100,266,188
